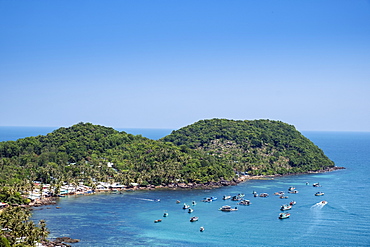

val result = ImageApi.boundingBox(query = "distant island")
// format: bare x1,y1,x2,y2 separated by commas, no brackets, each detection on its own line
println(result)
0,119,342,246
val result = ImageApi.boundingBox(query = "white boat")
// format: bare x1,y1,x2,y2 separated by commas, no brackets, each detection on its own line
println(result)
219,205,238,212
280,204,292,211
320,201,328,205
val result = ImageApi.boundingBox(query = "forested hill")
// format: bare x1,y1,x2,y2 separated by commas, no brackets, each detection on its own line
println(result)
0,120,335,188
161,119,335,176
0,123,234,186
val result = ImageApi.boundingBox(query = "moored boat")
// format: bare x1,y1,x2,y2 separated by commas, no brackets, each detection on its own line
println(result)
223,195,231,200
289,201,296,206
280,204,292,211
315,192,324,196
288,186,295,191
238,200,251,205
163,212,168,217
188,208,194,213
190,216,199,222
321,201,328,205
200,226,205,232
154,219,162,223
259,193,269,197
183,203,190,209
219,205,238,212
279,213,290,219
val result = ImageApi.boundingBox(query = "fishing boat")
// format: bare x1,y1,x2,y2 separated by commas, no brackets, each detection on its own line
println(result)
219,205,238,212
280,204,292,211
188,208,194,213
183,203,190,209
154,219,162,223
315,192,325,196
202,197,212,202
313,183,321,187
259,193,269,197
279,213,290,219
288,190,299,194
210,196,217,201
238,200,251,205
289,201,296,206
231,195,242,201
223,195,231,200
288,186,295,191
190,216,199,222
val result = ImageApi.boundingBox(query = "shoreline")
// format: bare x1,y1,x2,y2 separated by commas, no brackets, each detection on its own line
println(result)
31,166,346,207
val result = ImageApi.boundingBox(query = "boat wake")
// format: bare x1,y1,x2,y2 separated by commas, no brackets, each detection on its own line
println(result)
133,197,158,202
311,201,328,209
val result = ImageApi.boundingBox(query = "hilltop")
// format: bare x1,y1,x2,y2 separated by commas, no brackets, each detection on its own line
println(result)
161,119,335,176
0,119,335,189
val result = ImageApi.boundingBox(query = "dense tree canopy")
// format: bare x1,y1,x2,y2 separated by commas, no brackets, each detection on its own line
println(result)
161,119,335,176
0,120,334,188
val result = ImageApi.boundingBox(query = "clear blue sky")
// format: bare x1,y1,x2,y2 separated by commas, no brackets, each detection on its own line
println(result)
1,0,369,131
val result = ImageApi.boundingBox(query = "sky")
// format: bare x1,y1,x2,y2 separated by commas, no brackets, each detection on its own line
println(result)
1,0,369,131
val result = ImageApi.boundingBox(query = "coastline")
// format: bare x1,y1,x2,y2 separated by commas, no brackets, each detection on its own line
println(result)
32,166,346,207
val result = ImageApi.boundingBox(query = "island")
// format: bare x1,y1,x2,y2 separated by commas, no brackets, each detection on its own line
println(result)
0,119,343,246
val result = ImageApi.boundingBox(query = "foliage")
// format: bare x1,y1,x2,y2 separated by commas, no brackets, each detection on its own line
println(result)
161,119,335,176
0,120,334,188
0,206,49,246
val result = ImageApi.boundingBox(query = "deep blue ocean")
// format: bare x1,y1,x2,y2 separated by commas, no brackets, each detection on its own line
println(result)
1,127,369,246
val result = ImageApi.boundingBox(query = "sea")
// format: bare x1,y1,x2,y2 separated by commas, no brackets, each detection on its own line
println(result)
1,127,370,246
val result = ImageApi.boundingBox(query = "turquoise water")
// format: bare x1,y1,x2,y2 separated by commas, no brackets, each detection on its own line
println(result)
2,128,370,246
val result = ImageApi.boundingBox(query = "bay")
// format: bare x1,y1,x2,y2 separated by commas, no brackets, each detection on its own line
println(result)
1,127,369,246
29,131,370,246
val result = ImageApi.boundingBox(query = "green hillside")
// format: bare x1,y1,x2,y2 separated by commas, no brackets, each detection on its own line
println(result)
0,120,335,189
161,119,335,176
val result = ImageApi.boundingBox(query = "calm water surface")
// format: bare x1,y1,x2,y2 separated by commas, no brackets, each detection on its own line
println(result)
4,129,369,246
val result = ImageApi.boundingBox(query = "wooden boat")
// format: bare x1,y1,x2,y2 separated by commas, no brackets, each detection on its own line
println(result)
190,216,199,222
288,190,299,194
259,193,269,197
237,200,251,205
315,192,324,196
231,195,242,201
219,205,238,212
280,204,292,211
154,219,162,223
279,213,290,219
